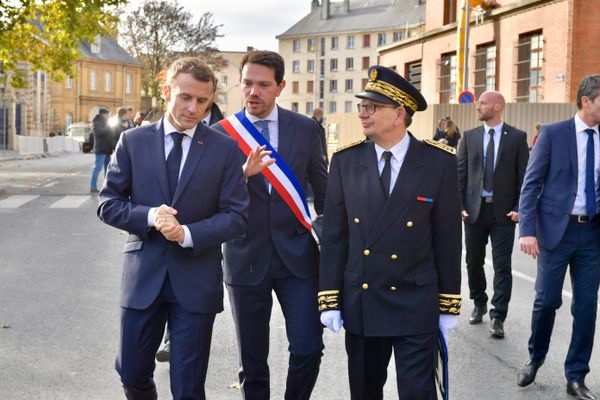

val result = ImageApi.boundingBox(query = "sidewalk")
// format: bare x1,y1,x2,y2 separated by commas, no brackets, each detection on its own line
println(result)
0,149,49,163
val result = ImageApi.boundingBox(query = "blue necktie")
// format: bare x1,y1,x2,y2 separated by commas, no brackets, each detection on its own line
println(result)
255,120,270,188
167,132,184,200
585,128,596,217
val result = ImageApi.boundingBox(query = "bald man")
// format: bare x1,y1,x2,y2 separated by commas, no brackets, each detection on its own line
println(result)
457,91,529,338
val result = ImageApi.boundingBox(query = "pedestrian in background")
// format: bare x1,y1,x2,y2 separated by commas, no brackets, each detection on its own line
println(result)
89,108,113,194
517,74,600,400
433,117,447,141
532,122,542,146
457,90,529,338
318,65,462,400
312,107,328,165
113,107,128,147
442,119,461,148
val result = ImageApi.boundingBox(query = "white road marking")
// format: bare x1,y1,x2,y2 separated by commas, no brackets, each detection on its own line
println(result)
43,181,57,187
49,195,90,208
0,195,39,208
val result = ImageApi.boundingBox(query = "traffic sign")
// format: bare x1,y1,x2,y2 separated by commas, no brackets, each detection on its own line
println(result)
458,90,475,104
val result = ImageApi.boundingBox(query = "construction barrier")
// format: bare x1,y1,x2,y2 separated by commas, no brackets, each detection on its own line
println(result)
18,136,44,156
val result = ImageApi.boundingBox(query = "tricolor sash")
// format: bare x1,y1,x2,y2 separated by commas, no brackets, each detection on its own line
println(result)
218,111,312,231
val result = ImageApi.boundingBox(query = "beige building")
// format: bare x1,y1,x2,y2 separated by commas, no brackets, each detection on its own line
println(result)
215,51,245,117
276,0,426,117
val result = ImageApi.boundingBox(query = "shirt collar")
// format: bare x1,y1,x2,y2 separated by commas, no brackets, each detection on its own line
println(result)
574,113,599,135
245,105,279,125
374,133,410,162
483,121,504,135
163,116,196,139
202,112,211,126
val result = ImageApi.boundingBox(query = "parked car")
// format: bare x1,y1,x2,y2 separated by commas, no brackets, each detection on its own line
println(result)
66,123,92,153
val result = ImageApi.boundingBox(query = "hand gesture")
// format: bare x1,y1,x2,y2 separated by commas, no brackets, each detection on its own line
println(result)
243,145,275,178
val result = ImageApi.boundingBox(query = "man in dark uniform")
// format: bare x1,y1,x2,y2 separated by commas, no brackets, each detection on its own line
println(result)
318,65,462,400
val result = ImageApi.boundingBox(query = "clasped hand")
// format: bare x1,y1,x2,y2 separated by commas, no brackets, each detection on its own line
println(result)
154,204,184,243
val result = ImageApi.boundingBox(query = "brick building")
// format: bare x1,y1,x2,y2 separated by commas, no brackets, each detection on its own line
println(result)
378,0,600,104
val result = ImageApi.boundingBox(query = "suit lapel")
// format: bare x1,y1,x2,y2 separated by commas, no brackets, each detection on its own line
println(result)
355,142,386,223
172,124,209,205
568,118,578,178
150,120,170,201
474,126,484,169
276,107,294,164
496,124,509,165
367,136,424,247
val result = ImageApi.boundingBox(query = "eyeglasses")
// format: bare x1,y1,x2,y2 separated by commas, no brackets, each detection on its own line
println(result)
356,103,399,115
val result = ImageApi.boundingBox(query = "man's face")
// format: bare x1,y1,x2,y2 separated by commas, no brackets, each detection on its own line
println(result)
582,91,600,126
163,72,214,131
241,62,285,119
127,109,134,120
314,109,323,121
476,92,498,122
357,100,401,139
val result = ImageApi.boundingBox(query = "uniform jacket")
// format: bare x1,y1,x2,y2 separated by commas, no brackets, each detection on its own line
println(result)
97,119,249,313
519,118,598,250
457,123,529,224
213,107,328,286
318,136,462,337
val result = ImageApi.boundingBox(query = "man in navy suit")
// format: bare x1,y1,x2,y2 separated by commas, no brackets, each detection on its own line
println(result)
98,57,248,400
517,74,600,400
213,50,328,400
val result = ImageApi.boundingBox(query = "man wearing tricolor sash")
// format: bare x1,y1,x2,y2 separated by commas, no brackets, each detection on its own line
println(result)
214,50,328,400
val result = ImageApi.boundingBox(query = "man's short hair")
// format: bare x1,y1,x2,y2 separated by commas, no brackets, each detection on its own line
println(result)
117,107,127,118
576,74,600,110
126,106,134,112
98,108,110,115
166,57,217,91
240,50,285,85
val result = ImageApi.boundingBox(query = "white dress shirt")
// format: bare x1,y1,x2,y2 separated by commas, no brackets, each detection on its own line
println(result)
571,113,600,215
481,121,503,197
245,106,279,151
374,133,410,195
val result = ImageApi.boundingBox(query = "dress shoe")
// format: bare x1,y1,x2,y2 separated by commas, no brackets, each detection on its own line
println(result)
468,305,487,324
90,188,99,193
155,342,170,363
567,381,597,400
490,318,505,338
517,358,544,387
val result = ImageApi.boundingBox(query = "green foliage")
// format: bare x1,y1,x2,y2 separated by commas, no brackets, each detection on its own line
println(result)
119,0,224,99
0,0,127,88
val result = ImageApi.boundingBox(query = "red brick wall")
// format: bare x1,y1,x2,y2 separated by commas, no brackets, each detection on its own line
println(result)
569,0,600,101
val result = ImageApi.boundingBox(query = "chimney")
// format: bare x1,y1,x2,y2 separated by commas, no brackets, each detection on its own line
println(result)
342,0,350,13
311,0,319,11
321,0,330,20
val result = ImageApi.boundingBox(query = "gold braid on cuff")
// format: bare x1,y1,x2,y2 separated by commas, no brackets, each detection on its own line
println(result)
318,290,340,312
439,294,462,315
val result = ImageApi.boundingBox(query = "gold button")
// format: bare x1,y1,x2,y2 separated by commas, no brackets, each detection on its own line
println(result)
362,283,369,290
363,249,370,256
391,254,398,260
406,221,413,228
354,218,360,224
390,286,397,291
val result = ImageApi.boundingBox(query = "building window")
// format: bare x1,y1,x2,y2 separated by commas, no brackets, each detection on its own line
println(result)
329,80,337,93
126,74,133,94
306,101,314,114
377,33,386,46
331,36,339,50
474,43,497,99
362,78,368,90
393,31,403,42
405,60,422,91
65,77,73,89
319,101,324,109
330,58,338,71
90,35,101,54
104,72,112,92
439,52,457,103
319,59,325,77
220,75,228,85
307,59,315,73
515,31,544,103
90,71,97,91
346,57,354,70
307,80,314,93
345,79,353,92
329,101,337,114
292,60,300,73
346,35,355,49
363,34,370,48
308,38,316,52
444,0,457,25
292,81,299,93
345,101,353,113
319,80,325,99
293,39,301,52
291,102,299,113
362,56,370,70
320,38,326,56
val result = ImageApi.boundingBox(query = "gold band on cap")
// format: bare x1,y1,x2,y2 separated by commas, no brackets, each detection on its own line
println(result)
364,79,419,113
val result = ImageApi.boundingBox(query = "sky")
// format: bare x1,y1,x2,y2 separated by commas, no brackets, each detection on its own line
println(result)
129,1,313,52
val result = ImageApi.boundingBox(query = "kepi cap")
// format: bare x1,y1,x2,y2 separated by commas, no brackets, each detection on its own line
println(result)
356,65,427,116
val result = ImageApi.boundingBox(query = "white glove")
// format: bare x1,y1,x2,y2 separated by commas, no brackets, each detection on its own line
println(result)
320,310,343,333
439,314,459,342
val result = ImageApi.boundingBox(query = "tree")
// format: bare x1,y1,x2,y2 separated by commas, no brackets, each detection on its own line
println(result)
0,0,126,88
119,0,224,99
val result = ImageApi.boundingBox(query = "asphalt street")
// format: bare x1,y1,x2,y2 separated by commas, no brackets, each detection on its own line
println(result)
0,152,599,399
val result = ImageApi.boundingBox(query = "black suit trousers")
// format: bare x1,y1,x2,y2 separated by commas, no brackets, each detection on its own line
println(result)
465,201,515,320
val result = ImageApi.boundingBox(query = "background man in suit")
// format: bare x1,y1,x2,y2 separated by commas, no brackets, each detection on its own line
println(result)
311,107,328,165
517,75,600,400
97,57,248,400
318,65,462,400
457,91,529,338
213,50,328,400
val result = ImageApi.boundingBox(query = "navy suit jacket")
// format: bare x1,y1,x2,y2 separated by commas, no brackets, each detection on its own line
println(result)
97,119,249,313
519,117,595,250
213,107,328,286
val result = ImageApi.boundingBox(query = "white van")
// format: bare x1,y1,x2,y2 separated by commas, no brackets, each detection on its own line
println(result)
66,123,92,152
